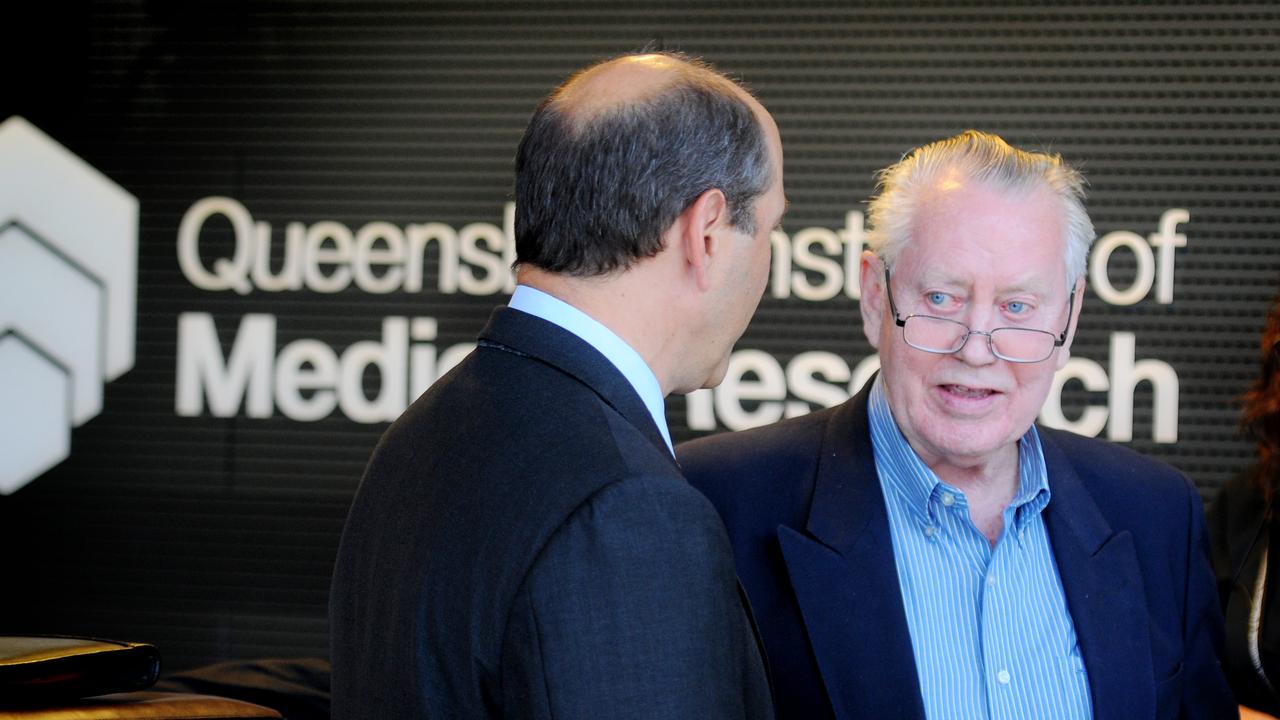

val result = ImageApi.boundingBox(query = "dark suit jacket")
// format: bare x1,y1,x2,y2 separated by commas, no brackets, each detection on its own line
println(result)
679,382,1234,720
330,307,771,719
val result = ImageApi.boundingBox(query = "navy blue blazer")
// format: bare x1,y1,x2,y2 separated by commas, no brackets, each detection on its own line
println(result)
679,382,1234,720
331,307,771,719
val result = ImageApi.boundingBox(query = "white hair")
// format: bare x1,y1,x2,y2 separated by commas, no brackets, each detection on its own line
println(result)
866,130,1094,281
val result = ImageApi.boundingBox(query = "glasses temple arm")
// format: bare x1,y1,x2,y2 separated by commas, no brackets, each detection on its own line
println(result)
1054,285,1079,346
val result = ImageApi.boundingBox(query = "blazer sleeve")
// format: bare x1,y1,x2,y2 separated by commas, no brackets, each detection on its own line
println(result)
499,474,771,720
1179,477,1239,719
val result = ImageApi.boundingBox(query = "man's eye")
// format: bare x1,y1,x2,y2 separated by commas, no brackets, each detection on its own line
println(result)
1005,301,1028,314
926,292,949,307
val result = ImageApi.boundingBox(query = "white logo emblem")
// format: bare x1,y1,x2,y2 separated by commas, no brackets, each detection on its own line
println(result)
0,116,138,494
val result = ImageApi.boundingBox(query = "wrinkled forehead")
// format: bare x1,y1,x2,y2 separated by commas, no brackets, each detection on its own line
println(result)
893,180,1072,290
892,236,1073,297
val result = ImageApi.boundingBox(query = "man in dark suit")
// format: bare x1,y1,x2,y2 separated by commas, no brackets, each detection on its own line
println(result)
680,130,1234,720
329,52,785,718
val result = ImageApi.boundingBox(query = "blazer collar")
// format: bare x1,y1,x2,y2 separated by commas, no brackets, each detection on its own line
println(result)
1039,429,1156,720
778,380,927,719
477,306,675,467
805,387,887,554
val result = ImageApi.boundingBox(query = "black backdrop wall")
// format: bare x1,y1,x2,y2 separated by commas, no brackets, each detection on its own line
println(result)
5,1,1279,671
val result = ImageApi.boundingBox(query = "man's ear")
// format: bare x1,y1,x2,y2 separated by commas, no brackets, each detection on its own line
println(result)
678,188,730,293
859,250,885,349
1054,277,1085,370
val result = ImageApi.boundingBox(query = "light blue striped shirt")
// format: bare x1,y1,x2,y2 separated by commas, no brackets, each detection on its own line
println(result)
507,285,673,455
868,375,1092,720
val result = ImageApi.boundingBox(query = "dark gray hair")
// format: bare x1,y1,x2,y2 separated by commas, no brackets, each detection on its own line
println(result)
514,53,772,276
867,130,1094,281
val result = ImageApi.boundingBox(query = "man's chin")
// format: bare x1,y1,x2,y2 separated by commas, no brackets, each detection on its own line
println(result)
918,425,1023,467
701,356,732,390
670,358,730,396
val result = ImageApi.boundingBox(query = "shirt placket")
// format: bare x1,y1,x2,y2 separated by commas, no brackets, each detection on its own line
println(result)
979,505,1025,720
937,487,999,720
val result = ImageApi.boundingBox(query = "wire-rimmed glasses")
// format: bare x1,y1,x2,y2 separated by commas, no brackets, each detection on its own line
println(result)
883,267,1074,364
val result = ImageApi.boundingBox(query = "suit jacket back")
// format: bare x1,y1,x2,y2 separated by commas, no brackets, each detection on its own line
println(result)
330,307,770,719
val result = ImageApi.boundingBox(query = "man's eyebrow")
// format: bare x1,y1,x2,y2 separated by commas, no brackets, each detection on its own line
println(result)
995,275,1058,297
910,270,966,288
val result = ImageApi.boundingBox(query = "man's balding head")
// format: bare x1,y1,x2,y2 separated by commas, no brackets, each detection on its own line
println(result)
514,51,774,276
551,53,751,125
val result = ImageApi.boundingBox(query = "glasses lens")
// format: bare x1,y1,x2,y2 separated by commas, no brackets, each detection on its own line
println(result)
902,316,968,353
990,328,1055,363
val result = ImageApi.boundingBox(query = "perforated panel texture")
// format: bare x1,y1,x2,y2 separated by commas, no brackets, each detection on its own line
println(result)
5,0,1278,669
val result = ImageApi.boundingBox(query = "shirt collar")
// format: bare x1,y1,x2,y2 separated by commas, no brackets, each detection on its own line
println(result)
507,285,673,455
867,373,1051,532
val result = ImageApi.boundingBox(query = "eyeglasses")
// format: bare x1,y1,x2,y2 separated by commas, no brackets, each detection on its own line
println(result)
883,267,1075,364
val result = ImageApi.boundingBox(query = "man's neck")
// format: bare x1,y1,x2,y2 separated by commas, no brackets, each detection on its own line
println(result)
928,447,1020,546
517,266,684,395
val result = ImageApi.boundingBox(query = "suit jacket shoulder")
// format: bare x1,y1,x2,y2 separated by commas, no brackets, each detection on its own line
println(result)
679,406,833,539
1038,425,1197,511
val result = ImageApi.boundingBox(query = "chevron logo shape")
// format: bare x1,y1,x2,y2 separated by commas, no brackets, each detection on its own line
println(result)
0,116,138,493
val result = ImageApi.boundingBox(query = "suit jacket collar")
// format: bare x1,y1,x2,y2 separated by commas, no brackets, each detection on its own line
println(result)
477,306,676,468
778,381,927,719
780,381,1156,720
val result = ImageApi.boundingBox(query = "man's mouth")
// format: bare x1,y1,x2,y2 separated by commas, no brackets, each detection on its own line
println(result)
942,384,997,399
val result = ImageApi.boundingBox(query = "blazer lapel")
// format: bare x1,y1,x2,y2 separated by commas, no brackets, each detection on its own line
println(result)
1041,431,1155,720
477,306,676,468
777,389,926,720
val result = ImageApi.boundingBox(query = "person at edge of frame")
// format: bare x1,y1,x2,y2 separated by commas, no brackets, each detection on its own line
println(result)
1210,289,1280,720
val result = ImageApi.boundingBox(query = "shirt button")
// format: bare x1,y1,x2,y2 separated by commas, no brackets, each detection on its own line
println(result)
985,573,996,587
940,492,956,507
923,525,936,539
996,669,1011,685
1018,530,1025,540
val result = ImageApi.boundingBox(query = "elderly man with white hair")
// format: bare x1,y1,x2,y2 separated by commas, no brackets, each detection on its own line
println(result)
680,130,1234,720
